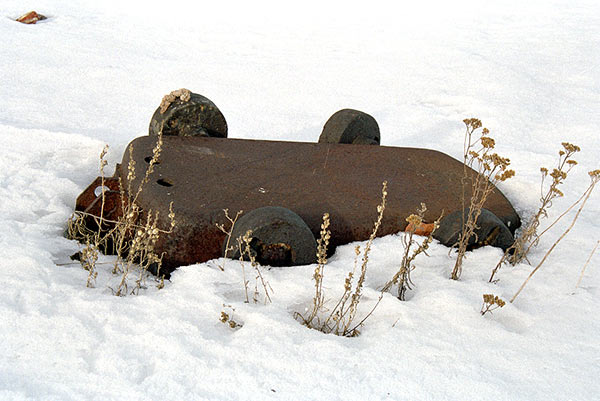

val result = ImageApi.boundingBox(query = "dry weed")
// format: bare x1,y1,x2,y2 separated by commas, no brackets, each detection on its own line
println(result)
296,181,387,337
510,170,599,303
575,240,599,291
480,294,505,315
300,211,331,326
80,241,99,288
216,208,243,271
489,143,580,282
220,305,243,329
236,230,273,304
383,204,441,300
67,133,176,295
452,119,514,280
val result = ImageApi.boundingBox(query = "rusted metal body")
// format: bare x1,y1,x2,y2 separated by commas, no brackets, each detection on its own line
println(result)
75,135,520,275
75,175,123,232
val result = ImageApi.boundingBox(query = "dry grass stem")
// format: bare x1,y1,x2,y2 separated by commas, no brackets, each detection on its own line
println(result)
67,132,176,295
575,240,599,291
216,209,243,271
489,143,581,282
510,170,599,303
81,241,99,288
382,204,442,300
297,181,388,337
301,212,331,326
236,230,273,304
452,119,514,280
236,234,251,303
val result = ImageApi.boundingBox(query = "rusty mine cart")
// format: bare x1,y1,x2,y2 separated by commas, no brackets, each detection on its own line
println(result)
72,90,520,277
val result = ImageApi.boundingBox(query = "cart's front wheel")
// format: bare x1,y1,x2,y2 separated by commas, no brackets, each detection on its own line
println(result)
226,206,317,266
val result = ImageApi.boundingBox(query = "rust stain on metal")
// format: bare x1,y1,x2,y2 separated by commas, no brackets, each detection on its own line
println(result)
75,174,124,231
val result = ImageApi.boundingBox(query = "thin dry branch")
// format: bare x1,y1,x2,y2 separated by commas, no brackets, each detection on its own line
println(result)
511,171,599,303
575,240,599,291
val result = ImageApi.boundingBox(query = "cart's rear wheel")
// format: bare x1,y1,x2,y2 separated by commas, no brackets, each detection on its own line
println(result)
149,90,228,138
433,208,514,251
318,109,380,145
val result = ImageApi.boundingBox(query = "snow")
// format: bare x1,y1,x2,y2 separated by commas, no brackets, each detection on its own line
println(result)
1,1,599,400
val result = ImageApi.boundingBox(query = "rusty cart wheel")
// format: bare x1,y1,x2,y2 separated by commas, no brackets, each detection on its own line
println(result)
149,89,228,138
226,206,317,266
433,208,515,251
318,109,380,145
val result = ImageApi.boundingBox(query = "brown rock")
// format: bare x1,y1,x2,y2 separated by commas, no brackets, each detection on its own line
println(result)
16,11,47,25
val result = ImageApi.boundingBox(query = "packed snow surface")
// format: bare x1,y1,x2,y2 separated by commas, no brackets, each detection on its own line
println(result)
1,1,599,400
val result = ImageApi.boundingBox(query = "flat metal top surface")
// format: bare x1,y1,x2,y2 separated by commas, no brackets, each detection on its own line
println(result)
122,136,520,267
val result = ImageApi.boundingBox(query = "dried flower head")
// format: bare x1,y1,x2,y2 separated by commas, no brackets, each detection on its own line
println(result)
406,214,423,227
495,169,515,181
562,142,581,153
550,168,567,181
481,137,495,149
481,293,505,315
220,312,229,323
463,118,482,130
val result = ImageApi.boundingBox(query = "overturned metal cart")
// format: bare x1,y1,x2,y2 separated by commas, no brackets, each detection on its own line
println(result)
73,90,520,276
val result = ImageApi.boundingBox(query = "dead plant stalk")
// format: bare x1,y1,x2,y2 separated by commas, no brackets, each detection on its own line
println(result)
67,132,176,295
510,170,599,303
575,240,599,290
489,143,580,282
452,119,514,280
297,181,388,337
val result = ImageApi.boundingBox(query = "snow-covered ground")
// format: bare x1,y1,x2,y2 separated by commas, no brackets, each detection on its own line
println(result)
1,1,599,400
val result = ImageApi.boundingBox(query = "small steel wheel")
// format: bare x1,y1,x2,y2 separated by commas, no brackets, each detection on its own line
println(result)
149,89,228,138
226,206,317,266
318,109,380,145
433,208,514,251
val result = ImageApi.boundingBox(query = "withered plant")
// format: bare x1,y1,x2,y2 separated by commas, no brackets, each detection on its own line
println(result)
452,119,514,280
489,143,581,282
300,211,331,326
382,204,441,300
80,240,99,288
68,145,109,288
220,305,243,329
67,133,176,295
575,240,599,291
510,170,600,303
296,181,387,337
216,208,243,271
236,230,273,304
480,294,505,316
